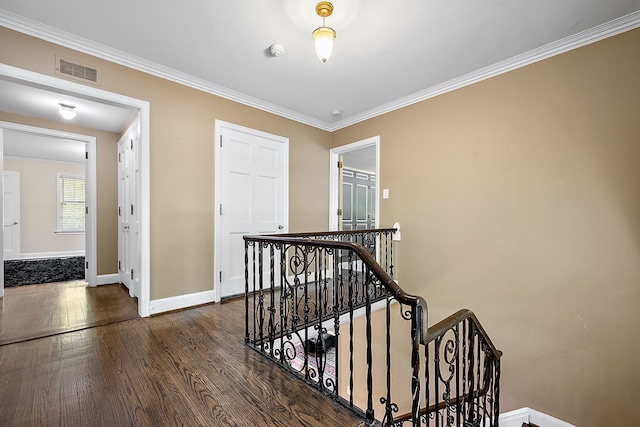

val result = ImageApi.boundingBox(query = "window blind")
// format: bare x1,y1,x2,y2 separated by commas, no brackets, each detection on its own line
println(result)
59,175,85,231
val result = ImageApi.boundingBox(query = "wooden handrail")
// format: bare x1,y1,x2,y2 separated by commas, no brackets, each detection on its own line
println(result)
426,309,502,359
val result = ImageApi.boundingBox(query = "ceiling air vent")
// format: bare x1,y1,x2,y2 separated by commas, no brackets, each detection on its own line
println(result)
56,57,100,85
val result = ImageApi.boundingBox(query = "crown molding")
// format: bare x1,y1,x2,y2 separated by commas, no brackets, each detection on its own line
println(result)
2,9,639,133
329,10,640,131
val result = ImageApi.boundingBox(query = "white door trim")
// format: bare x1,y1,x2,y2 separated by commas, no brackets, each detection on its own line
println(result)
329,136,380,231
0,121,97,286
0,63,151,317
213,120,289,302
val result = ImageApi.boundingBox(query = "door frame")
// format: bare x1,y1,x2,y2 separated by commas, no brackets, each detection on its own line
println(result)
0,63,151,317
213,120,290,302
0,122,96,287
329,136,380,231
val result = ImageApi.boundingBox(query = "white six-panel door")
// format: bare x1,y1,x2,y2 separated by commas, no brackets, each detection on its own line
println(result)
216,122,288,299
3,171,20,260
118,118,141,299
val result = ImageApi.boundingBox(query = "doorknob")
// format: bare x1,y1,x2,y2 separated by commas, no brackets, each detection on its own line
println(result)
11,222,18,225
278,225,284,230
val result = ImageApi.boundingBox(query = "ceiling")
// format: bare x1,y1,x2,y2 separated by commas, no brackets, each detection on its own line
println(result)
342,146,376,173
3,129,86,164
0,1,639,132
0,78,137,133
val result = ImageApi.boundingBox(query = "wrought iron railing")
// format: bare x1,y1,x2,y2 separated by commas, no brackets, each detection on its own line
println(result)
243,229,501,427
384,310,502,427
280,228,396,277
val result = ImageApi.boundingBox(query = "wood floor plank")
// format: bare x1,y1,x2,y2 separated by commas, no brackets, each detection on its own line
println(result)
0,298,364,426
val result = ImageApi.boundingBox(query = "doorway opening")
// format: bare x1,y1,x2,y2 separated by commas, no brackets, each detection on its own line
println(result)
329,136,380,231
1,123,96,289
0,123,136,345
0,63,151,317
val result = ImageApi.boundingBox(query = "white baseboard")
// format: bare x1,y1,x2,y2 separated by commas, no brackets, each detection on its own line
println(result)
528,408,576,427
96,274,119,286
500,407,576,427
499,408,530,427
150,289,216,315
19,251,85,260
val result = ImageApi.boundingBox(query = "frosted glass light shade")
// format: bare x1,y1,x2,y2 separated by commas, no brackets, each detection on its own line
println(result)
58,104,76,120
313,26,336,63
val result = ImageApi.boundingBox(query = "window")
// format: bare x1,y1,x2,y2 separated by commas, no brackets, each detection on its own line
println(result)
57,174,85,233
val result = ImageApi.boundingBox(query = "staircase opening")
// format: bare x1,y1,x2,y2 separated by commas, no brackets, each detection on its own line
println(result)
243,228,502,426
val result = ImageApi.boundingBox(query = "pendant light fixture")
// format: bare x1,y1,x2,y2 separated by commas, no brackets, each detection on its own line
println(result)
312,2,336,63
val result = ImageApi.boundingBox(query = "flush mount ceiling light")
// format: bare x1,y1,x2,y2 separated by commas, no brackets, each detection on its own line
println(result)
58,103,76,120
270,43,285,57
312,2,336,63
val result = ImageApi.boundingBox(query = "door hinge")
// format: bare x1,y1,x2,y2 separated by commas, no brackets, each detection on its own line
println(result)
118,260,121,270
219,204,222,215
220,135,222,148
130,138,134,150
118,152,122,162
131,204,134,215
337,208,343,216
338,160,343,168
86,206,89,215
86,262,89,269
131,269,134,280
118,206,121,216
219,271,222,282
85,151,88,160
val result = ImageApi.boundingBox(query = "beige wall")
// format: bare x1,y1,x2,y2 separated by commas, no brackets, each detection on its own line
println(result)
0,27,331,298
4,156,84,256
332,28,640,427
0,111,120,275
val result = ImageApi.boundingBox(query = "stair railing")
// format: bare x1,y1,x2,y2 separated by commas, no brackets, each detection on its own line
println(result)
385,310,502,426
243,229,501,427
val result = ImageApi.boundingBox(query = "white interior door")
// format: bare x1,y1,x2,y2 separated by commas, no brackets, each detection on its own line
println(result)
118,136,130,291
117,118,141,298
216,122,288,299
3,171,20,260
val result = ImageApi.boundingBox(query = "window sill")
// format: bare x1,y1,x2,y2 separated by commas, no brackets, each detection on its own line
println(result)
55,230,86,235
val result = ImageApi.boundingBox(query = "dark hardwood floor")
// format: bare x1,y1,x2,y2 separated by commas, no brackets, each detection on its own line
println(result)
0,281,139,345
0,297,364,426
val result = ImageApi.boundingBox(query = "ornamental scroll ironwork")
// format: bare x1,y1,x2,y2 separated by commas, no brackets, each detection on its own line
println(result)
385,312,502,427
